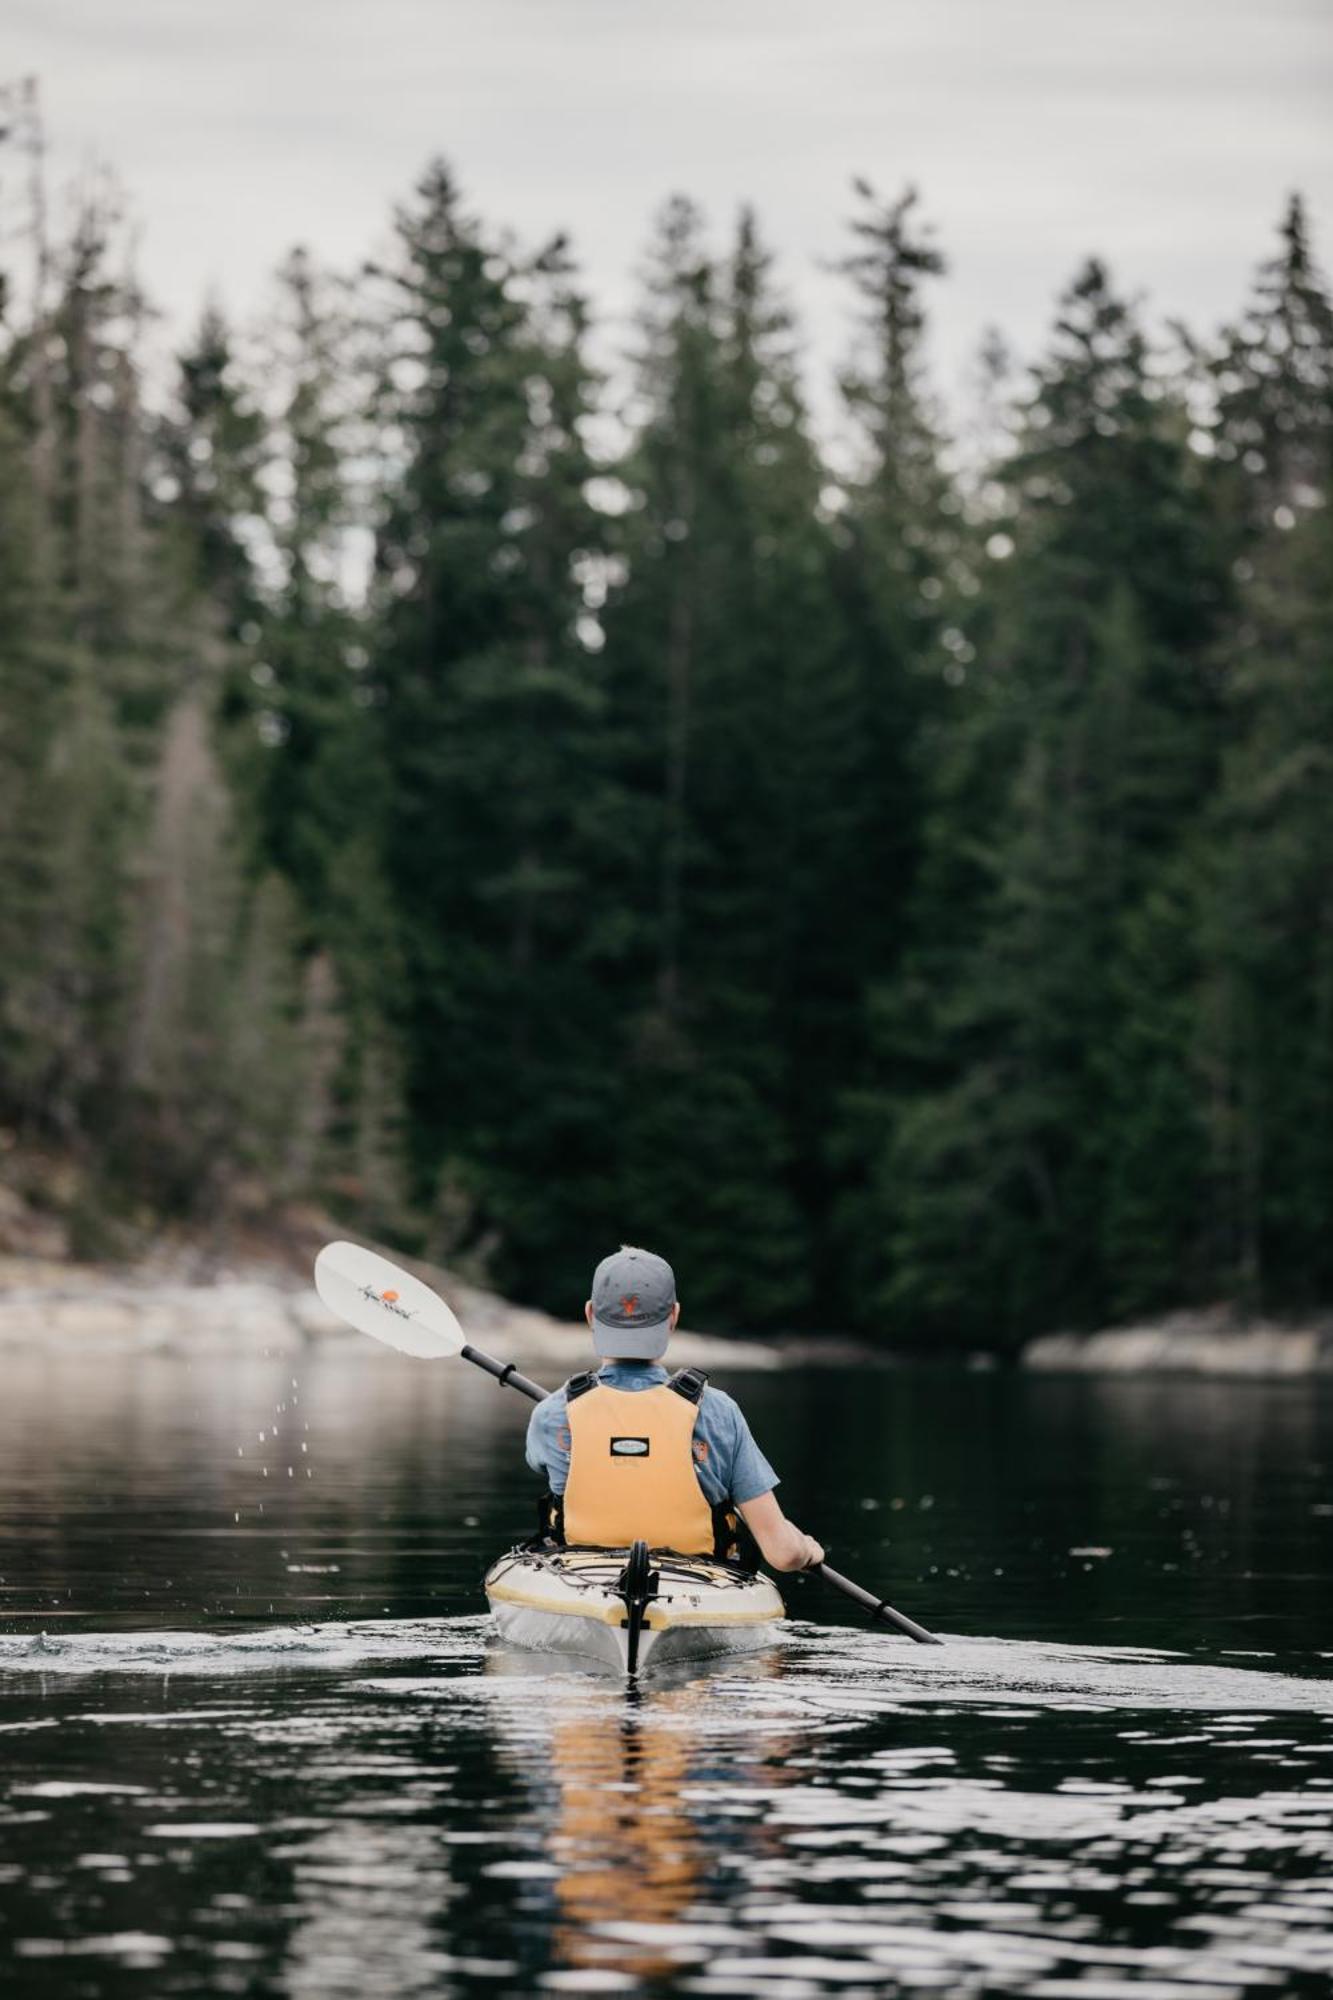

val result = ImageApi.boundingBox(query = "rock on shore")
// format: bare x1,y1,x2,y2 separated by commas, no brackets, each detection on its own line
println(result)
0,1251,782,1371
1023,1306,1333,1376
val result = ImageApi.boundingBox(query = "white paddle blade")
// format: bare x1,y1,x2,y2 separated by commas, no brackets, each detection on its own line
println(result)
314,1241,466,1360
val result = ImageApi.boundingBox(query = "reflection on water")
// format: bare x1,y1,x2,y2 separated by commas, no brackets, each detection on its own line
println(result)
0,1346,1330,1996
487,1656,796,1986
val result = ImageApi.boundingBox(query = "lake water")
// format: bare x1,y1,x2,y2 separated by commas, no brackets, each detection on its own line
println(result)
1,1344,1330,1997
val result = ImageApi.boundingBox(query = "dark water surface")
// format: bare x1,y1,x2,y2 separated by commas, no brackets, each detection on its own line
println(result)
1,1345,1330,1997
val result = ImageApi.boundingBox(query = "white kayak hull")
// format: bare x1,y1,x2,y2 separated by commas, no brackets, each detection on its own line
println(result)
484,1547,785,1676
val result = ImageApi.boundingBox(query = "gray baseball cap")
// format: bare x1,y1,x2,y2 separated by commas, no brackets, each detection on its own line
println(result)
589,1245,677,1360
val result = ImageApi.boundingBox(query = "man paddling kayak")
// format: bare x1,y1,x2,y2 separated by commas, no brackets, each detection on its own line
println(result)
525,1245,825,1573
315,1238,941,1651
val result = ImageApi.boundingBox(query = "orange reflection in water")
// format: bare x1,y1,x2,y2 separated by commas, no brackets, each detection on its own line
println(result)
487,1652,794,1983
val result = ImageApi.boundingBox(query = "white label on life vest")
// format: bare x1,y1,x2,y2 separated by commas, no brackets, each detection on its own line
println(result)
610,1437,650,1456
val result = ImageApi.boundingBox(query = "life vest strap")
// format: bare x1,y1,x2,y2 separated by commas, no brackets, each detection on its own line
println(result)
667,1366,708,1405
568,1368,706,1404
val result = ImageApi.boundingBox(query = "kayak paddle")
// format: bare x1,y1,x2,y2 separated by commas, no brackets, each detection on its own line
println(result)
313,1239,547,1394
313,1239,942,1645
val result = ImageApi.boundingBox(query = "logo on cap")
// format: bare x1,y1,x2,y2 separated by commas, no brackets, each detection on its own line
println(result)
620,1293,640,1316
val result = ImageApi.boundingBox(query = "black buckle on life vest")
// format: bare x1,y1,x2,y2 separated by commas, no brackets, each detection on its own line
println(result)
667,1366,708,1406
711,1501,741,1562
566,1371,598,1403
534,1491,565,1546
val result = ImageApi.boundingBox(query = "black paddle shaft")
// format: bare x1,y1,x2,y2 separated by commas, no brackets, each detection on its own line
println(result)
460,1343,547,1403
459,1340,942,1646
814,1562,942,1646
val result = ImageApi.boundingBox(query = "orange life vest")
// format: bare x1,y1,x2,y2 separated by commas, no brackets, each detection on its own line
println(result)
562,1370,716,1555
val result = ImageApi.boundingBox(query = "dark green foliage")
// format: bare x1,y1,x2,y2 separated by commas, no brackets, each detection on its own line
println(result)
154,303,266,639
363,162,616,1292
1195,501,1333,1307
0,194,145,1148
849,261,1237,1346
0,135,1330,1347
240,250,371,912
590,199,847,1324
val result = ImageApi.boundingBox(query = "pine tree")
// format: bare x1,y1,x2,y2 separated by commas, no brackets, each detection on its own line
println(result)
1211,195,1333,532
837,181,952,551
831,182,960,905
241,248,371,916
827,185,972,1321
155,302,267,640
596,201,853,1325
367,162,612,1299
2,670,132,1142
0,362,57,1123
857,261,1230,1345
279,948,346,1197
121,691,240,1202
0,186,156,1155
1193,207,1333,1308
224,869,306,1190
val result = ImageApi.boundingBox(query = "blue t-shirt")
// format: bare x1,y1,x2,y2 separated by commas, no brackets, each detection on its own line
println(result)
525,1360,779,1508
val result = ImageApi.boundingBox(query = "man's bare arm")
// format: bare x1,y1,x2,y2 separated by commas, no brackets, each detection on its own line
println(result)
738,1490,825,1572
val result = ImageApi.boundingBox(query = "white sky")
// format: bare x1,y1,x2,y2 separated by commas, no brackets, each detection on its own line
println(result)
4,0,1331,426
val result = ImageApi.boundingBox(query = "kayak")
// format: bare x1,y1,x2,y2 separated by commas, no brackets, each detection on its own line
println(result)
485,1544,785,1676
484,1542,785,1676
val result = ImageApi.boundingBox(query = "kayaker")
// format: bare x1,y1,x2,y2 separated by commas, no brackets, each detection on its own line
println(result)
526,1245,825,1572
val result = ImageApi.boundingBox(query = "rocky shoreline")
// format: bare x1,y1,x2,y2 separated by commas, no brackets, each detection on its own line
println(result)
0,1251,788,1372
0,1168,807,1369
1022,1305,1333,1377
3,1237,1331,1378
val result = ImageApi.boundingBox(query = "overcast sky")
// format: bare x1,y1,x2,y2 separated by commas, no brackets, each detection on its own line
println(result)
5,0,1331,423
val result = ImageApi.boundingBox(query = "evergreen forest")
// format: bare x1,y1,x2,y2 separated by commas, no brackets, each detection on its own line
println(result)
3,90,1331,1349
